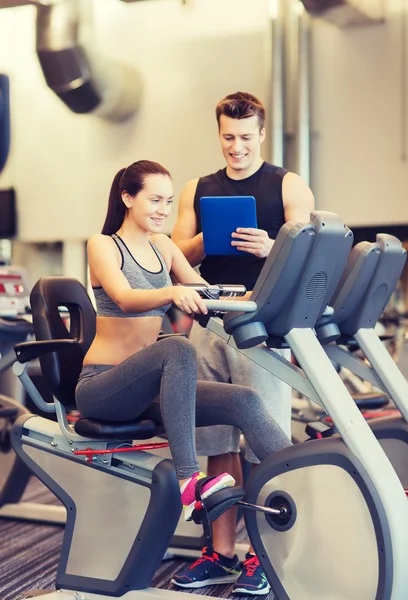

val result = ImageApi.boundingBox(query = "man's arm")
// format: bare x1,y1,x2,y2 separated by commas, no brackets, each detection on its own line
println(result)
282,172,315,222
231,171,315,258
171,178,205,267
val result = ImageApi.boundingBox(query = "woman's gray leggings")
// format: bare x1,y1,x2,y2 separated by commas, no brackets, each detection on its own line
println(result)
75,336,291,479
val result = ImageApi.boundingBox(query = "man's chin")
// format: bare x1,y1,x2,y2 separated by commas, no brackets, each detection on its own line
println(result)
228,161,248,171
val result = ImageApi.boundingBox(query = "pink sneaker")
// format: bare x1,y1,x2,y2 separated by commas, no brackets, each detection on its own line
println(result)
181,472,235,521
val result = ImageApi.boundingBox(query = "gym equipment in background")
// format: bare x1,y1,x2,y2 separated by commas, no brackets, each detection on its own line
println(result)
312,234,408,487
0,265,65,524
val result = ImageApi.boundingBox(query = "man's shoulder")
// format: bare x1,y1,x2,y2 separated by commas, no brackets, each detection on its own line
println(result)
261,161,289,179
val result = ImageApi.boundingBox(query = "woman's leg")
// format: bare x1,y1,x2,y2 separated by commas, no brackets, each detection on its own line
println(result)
194,381,292,461
76,336,200,479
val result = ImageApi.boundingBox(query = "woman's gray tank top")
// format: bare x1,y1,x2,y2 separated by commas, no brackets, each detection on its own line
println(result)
92,234,172,318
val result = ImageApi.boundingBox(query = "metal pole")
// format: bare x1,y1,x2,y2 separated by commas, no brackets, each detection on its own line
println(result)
355,328,408,422
297,5,311,185
268,0,284,166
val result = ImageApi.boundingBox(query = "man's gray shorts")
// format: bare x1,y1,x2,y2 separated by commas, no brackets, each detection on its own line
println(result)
190,322,292,463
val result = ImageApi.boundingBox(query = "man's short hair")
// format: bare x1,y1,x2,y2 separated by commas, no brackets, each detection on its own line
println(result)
216,92,265,131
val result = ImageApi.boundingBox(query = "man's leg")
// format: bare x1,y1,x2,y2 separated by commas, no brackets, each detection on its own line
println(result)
207,452,243,558
227,345,292,595
192,324,245,557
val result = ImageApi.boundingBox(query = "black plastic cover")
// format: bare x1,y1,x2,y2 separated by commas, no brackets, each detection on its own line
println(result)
224,212,353,348
331,234,407,335
37,47,101,114
0,74,10,174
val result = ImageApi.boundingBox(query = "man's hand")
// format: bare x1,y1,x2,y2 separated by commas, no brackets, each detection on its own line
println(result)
231,228,273,258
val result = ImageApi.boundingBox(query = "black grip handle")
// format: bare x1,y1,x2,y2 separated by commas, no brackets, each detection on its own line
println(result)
14,339,79,363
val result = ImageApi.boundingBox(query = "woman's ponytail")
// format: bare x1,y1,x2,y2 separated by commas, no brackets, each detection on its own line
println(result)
101,168,126,235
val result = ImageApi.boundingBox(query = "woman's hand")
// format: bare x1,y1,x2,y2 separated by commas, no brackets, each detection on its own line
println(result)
171,286,208,315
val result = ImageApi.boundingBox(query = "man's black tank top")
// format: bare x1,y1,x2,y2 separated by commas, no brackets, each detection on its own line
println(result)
193,161,288,290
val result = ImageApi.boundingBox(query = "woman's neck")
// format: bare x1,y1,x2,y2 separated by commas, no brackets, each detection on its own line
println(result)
116,219,150,248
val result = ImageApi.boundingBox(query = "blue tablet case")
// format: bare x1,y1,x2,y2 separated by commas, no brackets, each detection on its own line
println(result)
200,196,258,256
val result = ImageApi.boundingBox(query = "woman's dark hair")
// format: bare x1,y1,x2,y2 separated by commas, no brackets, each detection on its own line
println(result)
101,160,171,235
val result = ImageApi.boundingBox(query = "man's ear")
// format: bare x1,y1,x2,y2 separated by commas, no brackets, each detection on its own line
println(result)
259,127,266,144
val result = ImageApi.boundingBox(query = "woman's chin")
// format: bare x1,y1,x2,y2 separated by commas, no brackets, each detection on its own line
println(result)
148,224,164,234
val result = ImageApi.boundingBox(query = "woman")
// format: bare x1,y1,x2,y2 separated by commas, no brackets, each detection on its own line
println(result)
75,160,291,520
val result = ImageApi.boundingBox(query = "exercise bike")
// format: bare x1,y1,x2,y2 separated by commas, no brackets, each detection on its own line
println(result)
9,212,408,600
310,233,408,488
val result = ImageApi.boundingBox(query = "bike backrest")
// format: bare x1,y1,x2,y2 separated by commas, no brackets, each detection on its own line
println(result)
30,277,96,409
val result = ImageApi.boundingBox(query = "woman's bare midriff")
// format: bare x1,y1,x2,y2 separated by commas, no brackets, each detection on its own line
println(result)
83,315,163,366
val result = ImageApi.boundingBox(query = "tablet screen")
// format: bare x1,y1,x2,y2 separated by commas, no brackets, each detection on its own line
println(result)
200,196,258,256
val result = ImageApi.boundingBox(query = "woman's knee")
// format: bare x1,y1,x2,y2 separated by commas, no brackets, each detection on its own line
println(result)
233,385,264,412
159,335,197,365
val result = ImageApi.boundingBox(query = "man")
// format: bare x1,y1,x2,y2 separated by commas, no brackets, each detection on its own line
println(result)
171,92,314,595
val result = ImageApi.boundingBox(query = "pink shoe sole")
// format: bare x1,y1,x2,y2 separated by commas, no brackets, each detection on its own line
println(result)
184,474,235,521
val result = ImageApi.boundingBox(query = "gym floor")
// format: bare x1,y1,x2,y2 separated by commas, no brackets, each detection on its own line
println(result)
0,477,263,600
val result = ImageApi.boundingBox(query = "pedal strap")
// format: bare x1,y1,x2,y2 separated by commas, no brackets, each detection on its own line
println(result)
193,476,216,553
192,485,246,524
194,475,216,503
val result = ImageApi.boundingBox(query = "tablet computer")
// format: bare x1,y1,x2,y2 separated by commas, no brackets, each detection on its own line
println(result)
200,196,258,256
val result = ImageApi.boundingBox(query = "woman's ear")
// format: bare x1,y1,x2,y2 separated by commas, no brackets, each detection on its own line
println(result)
121,191,132,209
